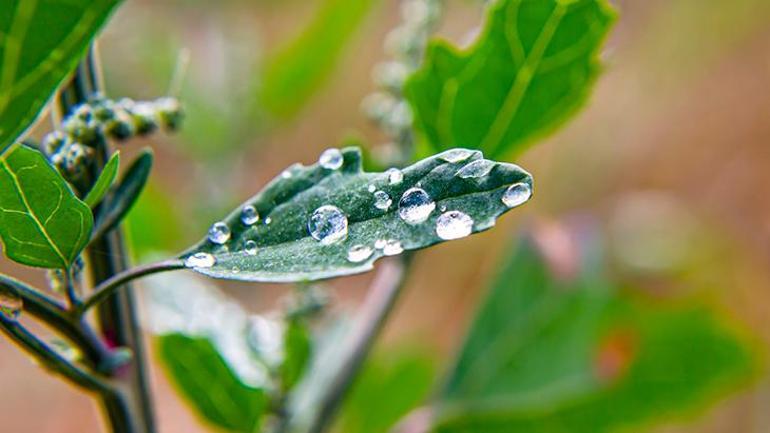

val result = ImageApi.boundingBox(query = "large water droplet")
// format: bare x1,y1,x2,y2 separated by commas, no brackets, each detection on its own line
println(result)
0,292,22,320
374,190,392,210
319,148,343,170
244,240,258,256
308,205,348,244
436,211,474,240
208,222,231,244
502,182,532,208
440,149,474,163
241,205,259,225
382,239,403,256
347,245,373,263
398,187,435,224
185,252,216,268
386,168,403,185
456,159,495,179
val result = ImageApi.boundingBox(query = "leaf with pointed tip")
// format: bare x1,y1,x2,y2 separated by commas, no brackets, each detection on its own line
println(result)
0,0,122,155
0,145,92,268
181,147,533,282
404,0,616,159
93,149,152,238
83,152,119,208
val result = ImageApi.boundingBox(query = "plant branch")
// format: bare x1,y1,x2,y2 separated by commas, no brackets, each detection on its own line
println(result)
78,259,185,315
303,254,413,433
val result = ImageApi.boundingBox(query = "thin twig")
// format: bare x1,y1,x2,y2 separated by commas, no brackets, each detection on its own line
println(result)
304,254,413,433
78,259,185,314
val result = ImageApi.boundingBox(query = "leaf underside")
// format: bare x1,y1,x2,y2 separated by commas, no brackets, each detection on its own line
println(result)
0,145,93,268
405,0,616,160
182,147,533,283
0,0,121,155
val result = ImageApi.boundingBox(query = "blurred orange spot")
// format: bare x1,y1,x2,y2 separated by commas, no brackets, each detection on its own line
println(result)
594,329,638,383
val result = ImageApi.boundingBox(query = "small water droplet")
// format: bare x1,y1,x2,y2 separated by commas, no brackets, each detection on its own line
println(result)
382,240,403,256
398,187,435,224
386,168,403,185
308,205,349,245
184,252,216,268
281,170,293,179
440,149,474,163
0,292,22,320
502,182,532,208
231,266,240,274
456,159,495,179
265,217,272,225
208,222,231,244
374,239,387,249
440,204,447,212
436,211,474,240
244,240,258,256
368,184,376,193
347,245,374,263
319,148,344,170
373,190,392,210
241,205,260,225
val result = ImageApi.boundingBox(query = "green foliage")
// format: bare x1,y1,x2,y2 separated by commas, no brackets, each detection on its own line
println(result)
83,152,119,208
0,0,121,154
98,149,153,240
182,147,532,282
430,234,758,433
0,145,92,268
157,334,269,433
405,0,616,160
260,0,380,119
282,318,313,391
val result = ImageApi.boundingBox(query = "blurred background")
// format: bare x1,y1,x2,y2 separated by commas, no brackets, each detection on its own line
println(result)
1,0,769,431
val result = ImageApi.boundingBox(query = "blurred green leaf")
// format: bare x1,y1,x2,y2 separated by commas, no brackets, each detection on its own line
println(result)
431,233,758,433
260,0,380,119
282,318,313,391
157,334,269,433
405,0,616,160
182,147,532,282
83,151,119,208
0,0,121,155
0,145,92,268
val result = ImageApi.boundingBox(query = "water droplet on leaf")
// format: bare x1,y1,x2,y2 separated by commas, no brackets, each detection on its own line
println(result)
368,184,376,193
374,190,392,210
374,239,387,249
244,240,258,256
440,149,474,163
386,168,403,185
308,205,349,245
208,222,231,244
241,205,259,225
319,148,344,170
502,182,532,208
436,211,474,240
184,253,216,268
398,187,435,224
382,240,404,256
347,245,373,263
456,159,495,179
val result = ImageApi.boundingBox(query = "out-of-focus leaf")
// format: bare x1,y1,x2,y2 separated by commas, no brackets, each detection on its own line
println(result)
260,0,379,119
157,334,269,433
405,0,616,159
281,318,312,391
431,233,758,433
181,147,533,282
0,0,121,155
96,149,152,237
335,347,438,433
0,145,92,268
83,152,119,208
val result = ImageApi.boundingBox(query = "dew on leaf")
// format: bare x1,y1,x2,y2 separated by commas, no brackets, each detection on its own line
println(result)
386,168,403,185
502,182,532,208
436,211,474,240
184,252,216,268
374,239,387,249
382,239,403,256
308,205,349,245
244,240,258,256
440,149,474,163
456,159,495,179
347,245,374,263
374,190,392,210
241,205,260,225
398,187,435,224
368,184,376,193
319,148,344,170
208,222,231,244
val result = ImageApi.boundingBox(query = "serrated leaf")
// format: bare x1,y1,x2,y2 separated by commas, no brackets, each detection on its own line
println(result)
431,232,758,433
0,145,92,268
405,0,616,159
0,0,122,155
83,151,119,208
182,147,533,282
93,149,152,238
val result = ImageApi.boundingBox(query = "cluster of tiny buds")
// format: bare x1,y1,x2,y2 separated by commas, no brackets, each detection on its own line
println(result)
42,95,183,180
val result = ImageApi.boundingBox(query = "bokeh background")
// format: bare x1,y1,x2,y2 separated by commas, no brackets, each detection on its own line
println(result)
1,0,769,432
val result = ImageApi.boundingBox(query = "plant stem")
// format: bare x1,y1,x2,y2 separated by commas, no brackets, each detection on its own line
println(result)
303,254,413,433
79,259,185,314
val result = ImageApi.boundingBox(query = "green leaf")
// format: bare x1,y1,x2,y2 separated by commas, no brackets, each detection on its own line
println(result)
0,0,122,155
181,147,533,282
431,234,758,433
83,152,119,208
157,334,269,433
94,149,152,239
405,0,616,159
0,145,92,268
281,318,312,391
260,0,380,119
